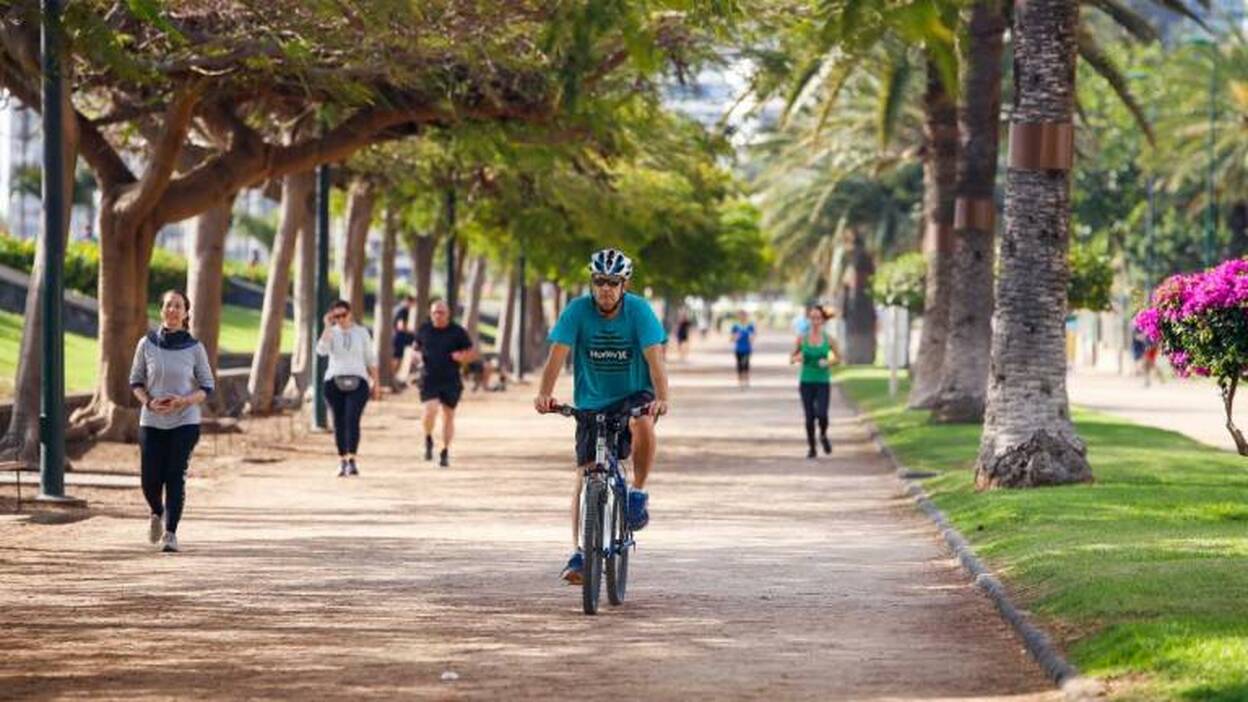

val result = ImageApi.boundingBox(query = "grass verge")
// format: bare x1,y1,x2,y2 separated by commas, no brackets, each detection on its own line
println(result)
836,367,1248,702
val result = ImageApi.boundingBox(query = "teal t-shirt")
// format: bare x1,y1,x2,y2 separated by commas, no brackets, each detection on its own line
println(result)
548,293,667,410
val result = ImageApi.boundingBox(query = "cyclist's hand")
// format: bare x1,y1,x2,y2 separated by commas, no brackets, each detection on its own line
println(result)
646,399,668,418
534,395,557,414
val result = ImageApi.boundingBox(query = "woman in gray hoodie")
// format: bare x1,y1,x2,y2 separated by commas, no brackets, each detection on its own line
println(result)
129,290,215,552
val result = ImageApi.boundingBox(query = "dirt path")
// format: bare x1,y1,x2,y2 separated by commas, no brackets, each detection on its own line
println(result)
0,334,1059,701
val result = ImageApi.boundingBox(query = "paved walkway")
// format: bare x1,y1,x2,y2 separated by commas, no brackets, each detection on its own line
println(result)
1068,369,1234,451
0,334,1057,700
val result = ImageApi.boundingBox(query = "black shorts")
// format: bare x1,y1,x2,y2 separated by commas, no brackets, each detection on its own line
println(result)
420,379,463,409
574,390,654,466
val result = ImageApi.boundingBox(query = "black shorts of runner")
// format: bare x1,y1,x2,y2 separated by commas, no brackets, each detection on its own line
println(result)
420,379,464,409
735,352,751,373
575,390,654,466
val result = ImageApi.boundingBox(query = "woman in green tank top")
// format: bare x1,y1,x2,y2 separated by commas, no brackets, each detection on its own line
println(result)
790,305,840,458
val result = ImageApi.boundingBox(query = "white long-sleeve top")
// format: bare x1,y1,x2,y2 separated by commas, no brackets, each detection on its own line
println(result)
316,324,378,383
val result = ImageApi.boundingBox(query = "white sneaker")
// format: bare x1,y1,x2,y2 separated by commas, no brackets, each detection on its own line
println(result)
160,532,179,553
148,514,164,544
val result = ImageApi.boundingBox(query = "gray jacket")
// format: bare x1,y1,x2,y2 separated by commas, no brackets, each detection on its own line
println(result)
129,329,215,429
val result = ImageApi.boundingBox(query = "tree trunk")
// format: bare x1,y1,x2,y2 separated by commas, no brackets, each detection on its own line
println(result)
1228,202,1248,258
340,178,376,315
453,238,468,315
247,171,313,415
283,197,316,403
186,198,234,379
976,0,1092,488
0,100,79,466
412,234,436,326
841,232,877,363
69,204,158,442
908,59,960,409
465,256,488,343
524,279,548,372
498,263,519,371
375,204,398,388
932,0,1006,424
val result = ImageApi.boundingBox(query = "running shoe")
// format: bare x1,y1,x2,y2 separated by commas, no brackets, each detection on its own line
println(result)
806,447,817,459
425,435,434,461
561,550,584,585
148,513,163,544
439,449,449,468
337,460,349,477
821,435,833,455
627,488,649,531
347,459,359,477
160,532,179,553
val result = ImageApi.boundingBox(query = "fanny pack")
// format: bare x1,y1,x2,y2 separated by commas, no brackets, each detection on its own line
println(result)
333,375,362,392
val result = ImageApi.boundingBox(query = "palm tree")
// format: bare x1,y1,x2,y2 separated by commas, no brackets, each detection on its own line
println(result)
975,0,1092,488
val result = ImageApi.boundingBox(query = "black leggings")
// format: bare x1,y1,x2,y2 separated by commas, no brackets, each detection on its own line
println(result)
735,352,751,375
799,382,830,450
139,424,200,534
325,379,370,456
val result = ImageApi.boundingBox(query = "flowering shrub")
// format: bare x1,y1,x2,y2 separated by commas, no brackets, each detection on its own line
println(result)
1136,258,1248,454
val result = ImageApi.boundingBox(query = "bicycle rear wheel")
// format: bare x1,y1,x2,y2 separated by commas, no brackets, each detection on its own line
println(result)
606,481,630,606
581,477,606,615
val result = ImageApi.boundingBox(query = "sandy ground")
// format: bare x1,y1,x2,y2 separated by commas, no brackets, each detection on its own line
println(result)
0,333,1060,701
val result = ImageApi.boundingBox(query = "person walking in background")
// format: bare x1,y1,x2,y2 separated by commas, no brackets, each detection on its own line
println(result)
675,311,693,361
415,299,477,468
129,290,215,553
790,305,840,459
392,315,417,380
730,310,756,389
317,299,380,477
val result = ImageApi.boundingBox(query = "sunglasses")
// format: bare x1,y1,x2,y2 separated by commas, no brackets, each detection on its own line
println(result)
592,277,623,288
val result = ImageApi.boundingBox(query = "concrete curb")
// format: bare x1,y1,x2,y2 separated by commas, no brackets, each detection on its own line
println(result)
839,386,1105,700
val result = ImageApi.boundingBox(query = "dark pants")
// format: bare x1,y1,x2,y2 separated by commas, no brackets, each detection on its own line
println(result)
139,424,200,534
735,352,751,375
325,378,370,455
799,382,830,450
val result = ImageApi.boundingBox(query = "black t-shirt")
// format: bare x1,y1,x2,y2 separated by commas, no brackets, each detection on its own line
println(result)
415,321,473,386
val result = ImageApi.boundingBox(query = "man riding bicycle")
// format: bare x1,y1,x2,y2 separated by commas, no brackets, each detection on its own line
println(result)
534,249,670,585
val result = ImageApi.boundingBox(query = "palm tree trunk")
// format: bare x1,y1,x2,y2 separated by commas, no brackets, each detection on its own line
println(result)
932,0,1006,423
187,198,234,378
465,256,488,343
498,263,519,372
375,203,398,388
283,200,316,403
0,103,79,465
411,234,436,326
247,171,313,414
976,0,1092,488
841,231,877,363
908,59,959,409
340,178,376,315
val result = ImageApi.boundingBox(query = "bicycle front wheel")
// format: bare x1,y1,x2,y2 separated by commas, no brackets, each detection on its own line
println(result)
606,481,630,606
581,477,606,615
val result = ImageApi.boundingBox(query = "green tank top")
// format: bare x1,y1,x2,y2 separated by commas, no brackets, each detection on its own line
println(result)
799,332,832,384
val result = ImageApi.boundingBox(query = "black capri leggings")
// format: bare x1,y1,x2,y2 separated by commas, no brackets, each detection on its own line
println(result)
735,352,751,374
139,424,201,534
799,382,830,448
325,378,370,455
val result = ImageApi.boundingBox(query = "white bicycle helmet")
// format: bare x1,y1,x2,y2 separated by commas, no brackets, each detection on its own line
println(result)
588,248,634,279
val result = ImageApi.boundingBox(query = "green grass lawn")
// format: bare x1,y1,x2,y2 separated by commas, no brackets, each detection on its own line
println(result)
0,305,295,398
836,367,1248,702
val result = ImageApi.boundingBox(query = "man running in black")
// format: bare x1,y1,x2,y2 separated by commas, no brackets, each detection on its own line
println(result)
415,300,476,467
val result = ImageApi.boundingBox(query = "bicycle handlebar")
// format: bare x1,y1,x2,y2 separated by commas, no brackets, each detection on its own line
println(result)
549,403,648,419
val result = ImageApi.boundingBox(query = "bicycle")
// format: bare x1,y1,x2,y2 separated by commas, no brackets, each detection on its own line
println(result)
552,403,646,615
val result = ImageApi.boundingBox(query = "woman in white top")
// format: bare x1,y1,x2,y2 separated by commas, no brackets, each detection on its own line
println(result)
316,299,380,477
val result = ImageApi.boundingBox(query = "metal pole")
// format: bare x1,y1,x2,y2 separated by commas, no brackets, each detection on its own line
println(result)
445,188,456,314
518,254,527,380
312,164,330,430
39,0,70,501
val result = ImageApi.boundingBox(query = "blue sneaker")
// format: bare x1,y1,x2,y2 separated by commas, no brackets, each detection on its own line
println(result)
561,550,584,585
627,489,649,531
